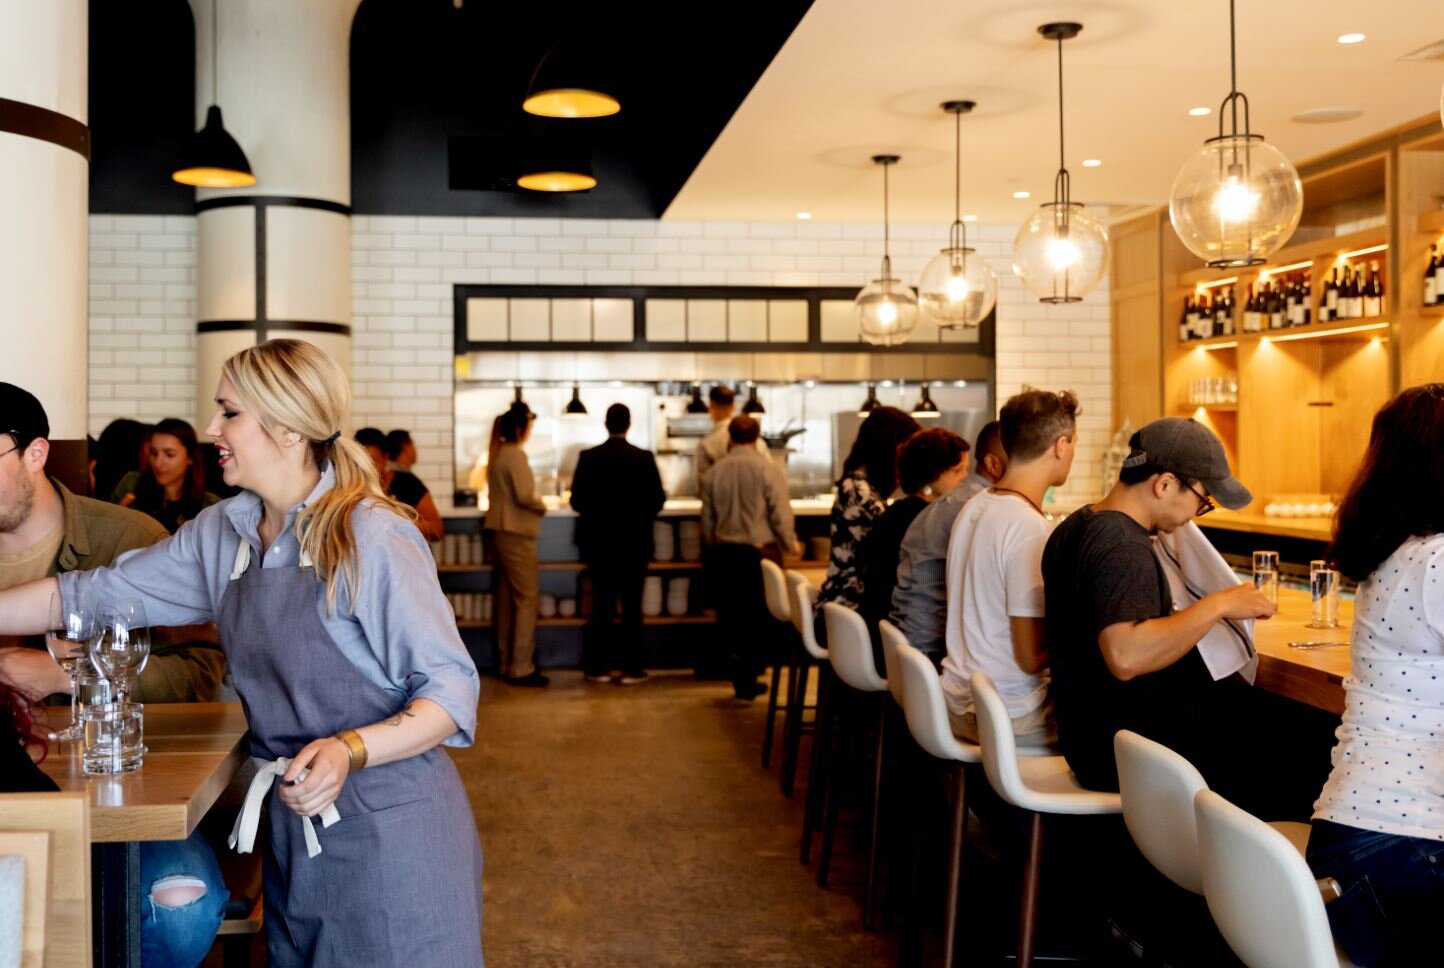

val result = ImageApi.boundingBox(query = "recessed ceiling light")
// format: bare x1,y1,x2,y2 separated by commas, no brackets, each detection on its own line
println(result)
962,214,977,222
1292,106,1363,124
796,211,812,220
1188,106,1212,116
1337,33,1366,44
1082,159,1102,167
1012,190,1031,199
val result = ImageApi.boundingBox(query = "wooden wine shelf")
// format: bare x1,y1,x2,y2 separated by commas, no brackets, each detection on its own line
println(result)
1421,305,1444,319
1179,317,1389,351
1418,209,1444,235
1176,226,1388,289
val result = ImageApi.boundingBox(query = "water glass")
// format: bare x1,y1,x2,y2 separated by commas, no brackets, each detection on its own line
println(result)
1310,568,1341,629
81,702,145,776
1252,550,1280,606
74,671,113,717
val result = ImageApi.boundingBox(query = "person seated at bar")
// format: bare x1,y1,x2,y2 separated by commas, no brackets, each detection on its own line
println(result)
0,384,228,966
943,390,1078,744
384,428,417,472
890,420,1007,664
1040,417,1326,819
817,406,920,629
94,417,151,503
115,417,220,533
1307,384,1444,968
858,428,969,649
356,426,444,541
694,385,767,487
570,403,666,685
700,415,798,700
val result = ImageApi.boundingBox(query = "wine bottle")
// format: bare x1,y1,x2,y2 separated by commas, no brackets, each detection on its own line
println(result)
1270,282,1285,329
1435,244,1444,302
1302,271,1313,325
1219,286,1234,335
1363,262,1382,318
1340,266,1355,320
1180,296,1193,342
1284,275,1299,326
1324,269,1338,322
1427,246,1439,307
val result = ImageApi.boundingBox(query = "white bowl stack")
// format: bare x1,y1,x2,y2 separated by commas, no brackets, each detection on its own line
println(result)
653,521,676,561
666,577,690,616
642,576,665,616
677,521,702,561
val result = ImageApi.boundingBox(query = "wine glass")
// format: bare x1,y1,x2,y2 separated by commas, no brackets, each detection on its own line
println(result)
90,601,151,705
45,592,95,741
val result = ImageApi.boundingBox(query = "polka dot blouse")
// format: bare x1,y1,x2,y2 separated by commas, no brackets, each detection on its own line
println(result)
1313,534,1444,842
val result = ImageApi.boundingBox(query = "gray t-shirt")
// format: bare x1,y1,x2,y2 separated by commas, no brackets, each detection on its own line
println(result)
889,472,991,660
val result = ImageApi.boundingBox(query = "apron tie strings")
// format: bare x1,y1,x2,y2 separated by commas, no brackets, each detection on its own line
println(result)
229,756,340,859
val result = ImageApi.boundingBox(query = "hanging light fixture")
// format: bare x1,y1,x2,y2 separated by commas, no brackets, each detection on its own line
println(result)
686,383,709,414
857,155,920,346
1169,1,1303,267
564,383,588,416
912,383,940,416
857,383,881,417
919,101,998,328
517,142,596,193
172,0,256,188
1012,23,1109,303
522,44,620,118
742,382,766,415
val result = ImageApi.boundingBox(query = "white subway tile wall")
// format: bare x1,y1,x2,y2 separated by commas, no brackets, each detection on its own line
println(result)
88,215,1111,504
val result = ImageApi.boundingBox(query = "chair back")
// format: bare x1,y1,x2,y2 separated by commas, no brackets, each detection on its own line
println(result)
761,559,791,624
876,620,908,706
0,792,91,968
822,603,886,693
969,670,1032,808
896,641,979,764
786,573,826,661
1114,730,1208,894
1194,790,1342,968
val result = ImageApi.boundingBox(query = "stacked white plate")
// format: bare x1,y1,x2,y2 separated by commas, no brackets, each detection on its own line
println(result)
677,521,702,561
558,597,577,618
666,577,690,616
539,594,558,618
653,521,676,561
642,576,665,616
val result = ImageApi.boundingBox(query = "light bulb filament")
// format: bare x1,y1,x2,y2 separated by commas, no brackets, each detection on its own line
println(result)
945,273,971,302
1212,173,1259,224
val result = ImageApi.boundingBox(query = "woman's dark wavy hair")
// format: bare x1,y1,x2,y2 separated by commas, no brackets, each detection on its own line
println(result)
841,406,920,497
898,428,969,495
1327,384,1444,582
132,418,208,508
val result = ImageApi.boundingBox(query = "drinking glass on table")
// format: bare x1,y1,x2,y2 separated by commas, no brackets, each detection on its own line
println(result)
1252,550,1280,607
44,592,96,741
1309,566,1341,630
89,601,151,705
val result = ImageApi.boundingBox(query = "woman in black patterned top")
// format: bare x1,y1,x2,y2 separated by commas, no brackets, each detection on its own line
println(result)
818,407,920,621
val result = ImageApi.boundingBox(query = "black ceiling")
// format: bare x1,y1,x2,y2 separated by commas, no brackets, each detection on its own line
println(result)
88,0,812,218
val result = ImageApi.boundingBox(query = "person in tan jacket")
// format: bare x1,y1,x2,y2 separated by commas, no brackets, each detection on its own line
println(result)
485,402,548,686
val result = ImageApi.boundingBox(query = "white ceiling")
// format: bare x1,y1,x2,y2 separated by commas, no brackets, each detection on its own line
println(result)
664,0,1444,224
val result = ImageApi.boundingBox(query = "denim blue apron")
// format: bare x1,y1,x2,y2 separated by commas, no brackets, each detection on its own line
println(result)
219,539,484,967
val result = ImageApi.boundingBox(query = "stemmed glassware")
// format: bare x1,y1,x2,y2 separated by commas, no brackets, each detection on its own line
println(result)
44,592,95,741
89,601,151,705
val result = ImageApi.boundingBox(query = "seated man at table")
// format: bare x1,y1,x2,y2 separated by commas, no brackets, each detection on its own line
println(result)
0,384,228,966
1042,417,1326,820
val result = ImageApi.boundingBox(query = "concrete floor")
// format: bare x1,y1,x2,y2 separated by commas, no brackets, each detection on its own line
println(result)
456,669,897,967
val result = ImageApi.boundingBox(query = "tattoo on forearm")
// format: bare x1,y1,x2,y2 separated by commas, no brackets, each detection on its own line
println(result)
382,703,417,727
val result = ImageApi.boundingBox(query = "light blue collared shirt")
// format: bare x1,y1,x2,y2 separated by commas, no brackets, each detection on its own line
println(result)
59,467,479,746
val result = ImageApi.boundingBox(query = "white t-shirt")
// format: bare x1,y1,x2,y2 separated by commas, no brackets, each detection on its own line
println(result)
940,489,1051,720
1313,534,1444,842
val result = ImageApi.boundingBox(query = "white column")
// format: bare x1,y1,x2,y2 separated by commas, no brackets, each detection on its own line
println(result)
0,0,89,491
189,0,361,424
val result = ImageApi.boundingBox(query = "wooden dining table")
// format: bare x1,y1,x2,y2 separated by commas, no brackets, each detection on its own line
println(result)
39,701,250,968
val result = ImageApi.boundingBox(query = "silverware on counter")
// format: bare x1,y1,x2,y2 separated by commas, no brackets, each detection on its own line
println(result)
1287,641,1349,650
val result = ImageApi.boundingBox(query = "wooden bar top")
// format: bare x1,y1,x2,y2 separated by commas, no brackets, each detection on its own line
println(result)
1200,510,1334,542
38,702,249,843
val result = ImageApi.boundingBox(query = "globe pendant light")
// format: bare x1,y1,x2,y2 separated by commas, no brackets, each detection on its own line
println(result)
857,383,881,417
172,0,256,188
1168,0,1302,267
912,383,940,416
856,155,919,345
742,382,765,415
919,101,998,328
1012,23,1109,303
563,383,588,416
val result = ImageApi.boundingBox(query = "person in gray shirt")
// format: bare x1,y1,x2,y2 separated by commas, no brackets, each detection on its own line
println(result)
890,420,1007,662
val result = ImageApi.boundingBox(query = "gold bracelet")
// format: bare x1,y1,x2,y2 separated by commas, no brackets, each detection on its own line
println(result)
334,729,368,772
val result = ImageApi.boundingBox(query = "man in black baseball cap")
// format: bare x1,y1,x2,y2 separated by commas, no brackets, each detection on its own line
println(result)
1039,416,1303,814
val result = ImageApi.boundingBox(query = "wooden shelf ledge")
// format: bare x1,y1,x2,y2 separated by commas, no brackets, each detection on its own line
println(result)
1177,226,1388,289
1418,209,1444,235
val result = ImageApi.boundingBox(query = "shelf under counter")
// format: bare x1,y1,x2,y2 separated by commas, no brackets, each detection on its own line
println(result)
1198,511,1333,543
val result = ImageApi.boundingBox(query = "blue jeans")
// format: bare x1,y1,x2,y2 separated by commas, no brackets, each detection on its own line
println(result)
1307,819,1444,967
139,829,228,968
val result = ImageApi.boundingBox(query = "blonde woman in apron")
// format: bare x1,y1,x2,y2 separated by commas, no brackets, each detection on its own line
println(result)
0,339,485,966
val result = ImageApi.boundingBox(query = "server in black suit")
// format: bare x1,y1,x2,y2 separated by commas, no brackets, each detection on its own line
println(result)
570,404,667,684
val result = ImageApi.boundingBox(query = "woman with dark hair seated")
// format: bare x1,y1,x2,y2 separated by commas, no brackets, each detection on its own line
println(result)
116,417,219,533
1307,383,1444,968
817,406,920,627
858,428,970,645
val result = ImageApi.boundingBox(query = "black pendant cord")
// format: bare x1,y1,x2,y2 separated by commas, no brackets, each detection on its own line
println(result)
948,108,968,257
881,159,892,281
1217,0,1252,143
211,0,219,104
1053,33,1071,212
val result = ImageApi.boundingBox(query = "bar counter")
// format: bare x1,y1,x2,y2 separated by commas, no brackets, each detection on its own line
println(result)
439,495,836,518
1254,584,1351,715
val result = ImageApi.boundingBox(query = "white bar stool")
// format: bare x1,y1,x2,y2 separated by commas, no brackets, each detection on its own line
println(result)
1195,790,1358,968
780,573,825,797
759,558,792,771
819,602,889,928
876,619,908,709
788,574,832,865
970,671,1122,968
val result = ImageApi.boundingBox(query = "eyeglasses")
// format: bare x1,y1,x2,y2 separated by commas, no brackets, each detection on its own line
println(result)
0,431,20,460
1179,477,1216,517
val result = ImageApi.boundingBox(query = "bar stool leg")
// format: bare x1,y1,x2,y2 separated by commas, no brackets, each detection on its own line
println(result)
941,764,968,968
800,669,831,865
780,656,809,797
1016,811,1045,968
762,659,784,768
816,688,848,887
863,701,888,931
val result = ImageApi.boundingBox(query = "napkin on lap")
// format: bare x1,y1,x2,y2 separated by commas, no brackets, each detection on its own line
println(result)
1153,521,1258,683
